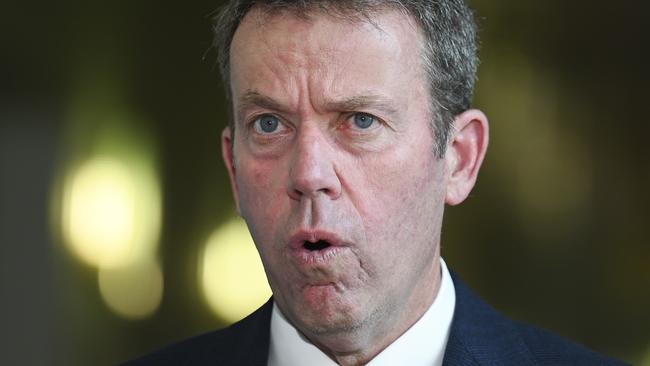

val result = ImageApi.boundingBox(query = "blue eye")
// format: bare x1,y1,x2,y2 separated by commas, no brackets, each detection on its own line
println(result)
353,113,376,129
254,115,280,133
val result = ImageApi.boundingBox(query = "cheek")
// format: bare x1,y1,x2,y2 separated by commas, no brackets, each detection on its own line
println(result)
355,150,443,251
237,155,281,206
362,147,436,211
236,160,287,240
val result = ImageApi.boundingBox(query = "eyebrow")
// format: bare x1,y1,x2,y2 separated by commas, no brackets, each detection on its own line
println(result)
236,91,291,121
324,95,399,117
236,90,399,120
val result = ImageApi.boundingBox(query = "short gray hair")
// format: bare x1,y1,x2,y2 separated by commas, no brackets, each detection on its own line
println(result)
213,0,479,157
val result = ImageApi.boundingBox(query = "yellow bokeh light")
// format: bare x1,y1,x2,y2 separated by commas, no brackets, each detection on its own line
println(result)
54,74,167,321
98,258,163,320
61,156,161,268
63,158,134,266
200,218,272,323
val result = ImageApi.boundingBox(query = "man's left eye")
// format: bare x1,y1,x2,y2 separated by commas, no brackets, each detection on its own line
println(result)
352,113,377,129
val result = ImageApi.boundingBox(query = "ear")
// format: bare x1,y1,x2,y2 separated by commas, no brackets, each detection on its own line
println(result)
221,127,241,213
444,109,489,206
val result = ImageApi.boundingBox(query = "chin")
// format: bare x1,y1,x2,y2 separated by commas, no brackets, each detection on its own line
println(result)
292,290,369,337
300,311,365,337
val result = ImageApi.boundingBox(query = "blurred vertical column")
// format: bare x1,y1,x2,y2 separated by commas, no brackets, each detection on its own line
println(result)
0,106,58,365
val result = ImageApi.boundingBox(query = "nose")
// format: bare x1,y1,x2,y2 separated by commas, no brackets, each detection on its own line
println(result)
287,126,342,201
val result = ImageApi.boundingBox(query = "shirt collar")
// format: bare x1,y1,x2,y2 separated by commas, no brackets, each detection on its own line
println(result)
268,258,456,366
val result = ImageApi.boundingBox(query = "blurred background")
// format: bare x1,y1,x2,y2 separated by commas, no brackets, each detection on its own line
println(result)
1,0,648,364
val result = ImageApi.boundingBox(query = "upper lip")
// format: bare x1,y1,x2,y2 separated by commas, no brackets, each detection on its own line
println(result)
288,229,345,250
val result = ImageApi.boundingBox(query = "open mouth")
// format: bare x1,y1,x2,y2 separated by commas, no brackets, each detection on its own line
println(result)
303,240,332,251
290,232,344,265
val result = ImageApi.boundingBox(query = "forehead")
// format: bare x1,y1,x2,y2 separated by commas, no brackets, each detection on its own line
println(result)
231,5,421,51
228,7,426,103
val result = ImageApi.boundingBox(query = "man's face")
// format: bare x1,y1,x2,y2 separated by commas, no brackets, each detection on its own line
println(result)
225,8,449,341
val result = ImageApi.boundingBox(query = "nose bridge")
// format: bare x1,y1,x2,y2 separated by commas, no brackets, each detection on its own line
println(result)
287,122,341,200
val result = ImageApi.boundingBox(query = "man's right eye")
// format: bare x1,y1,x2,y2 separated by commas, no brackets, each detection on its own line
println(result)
252,115,281,134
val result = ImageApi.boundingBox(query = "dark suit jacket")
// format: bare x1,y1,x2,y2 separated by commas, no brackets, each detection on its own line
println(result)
124,272,628,365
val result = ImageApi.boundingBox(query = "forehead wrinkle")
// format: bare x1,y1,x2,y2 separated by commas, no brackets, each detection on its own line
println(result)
249,8,319,63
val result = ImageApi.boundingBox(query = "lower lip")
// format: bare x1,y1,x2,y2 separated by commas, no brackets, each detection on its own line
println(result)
292,246,345,265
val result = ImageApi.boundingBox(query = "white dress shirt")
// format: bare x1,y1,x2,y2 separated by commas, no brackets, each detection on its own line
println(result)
268,258,456,366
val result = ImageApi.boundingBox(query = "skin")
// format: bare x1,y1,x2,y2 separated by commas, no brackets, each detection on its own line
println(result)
222,7,488,366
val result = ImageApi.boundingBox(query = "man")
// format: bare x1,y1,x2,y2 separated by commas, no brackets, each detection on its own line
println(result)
126,0,627,365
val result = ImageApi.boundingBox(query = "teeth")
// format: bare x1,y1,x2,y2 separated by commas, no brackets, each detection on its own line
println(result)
303,240,331,251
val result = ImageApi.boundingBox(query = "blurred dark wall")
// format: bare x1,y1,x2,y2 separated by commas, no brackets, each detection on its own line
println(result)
1,0,648,364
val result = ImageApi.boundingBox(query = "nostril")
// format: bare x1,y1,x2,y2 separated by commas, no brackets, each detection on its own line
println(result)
303,240,331,251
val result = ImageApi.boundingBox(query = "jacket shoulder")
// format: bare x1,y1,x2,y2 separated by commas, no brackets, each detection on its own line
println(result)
121,299,273,366
515,322,628,366
444,271,629,366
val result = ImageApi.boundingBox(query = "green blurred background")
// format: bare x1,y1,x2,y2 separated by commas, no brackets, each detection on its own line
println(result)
1,0,648,364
